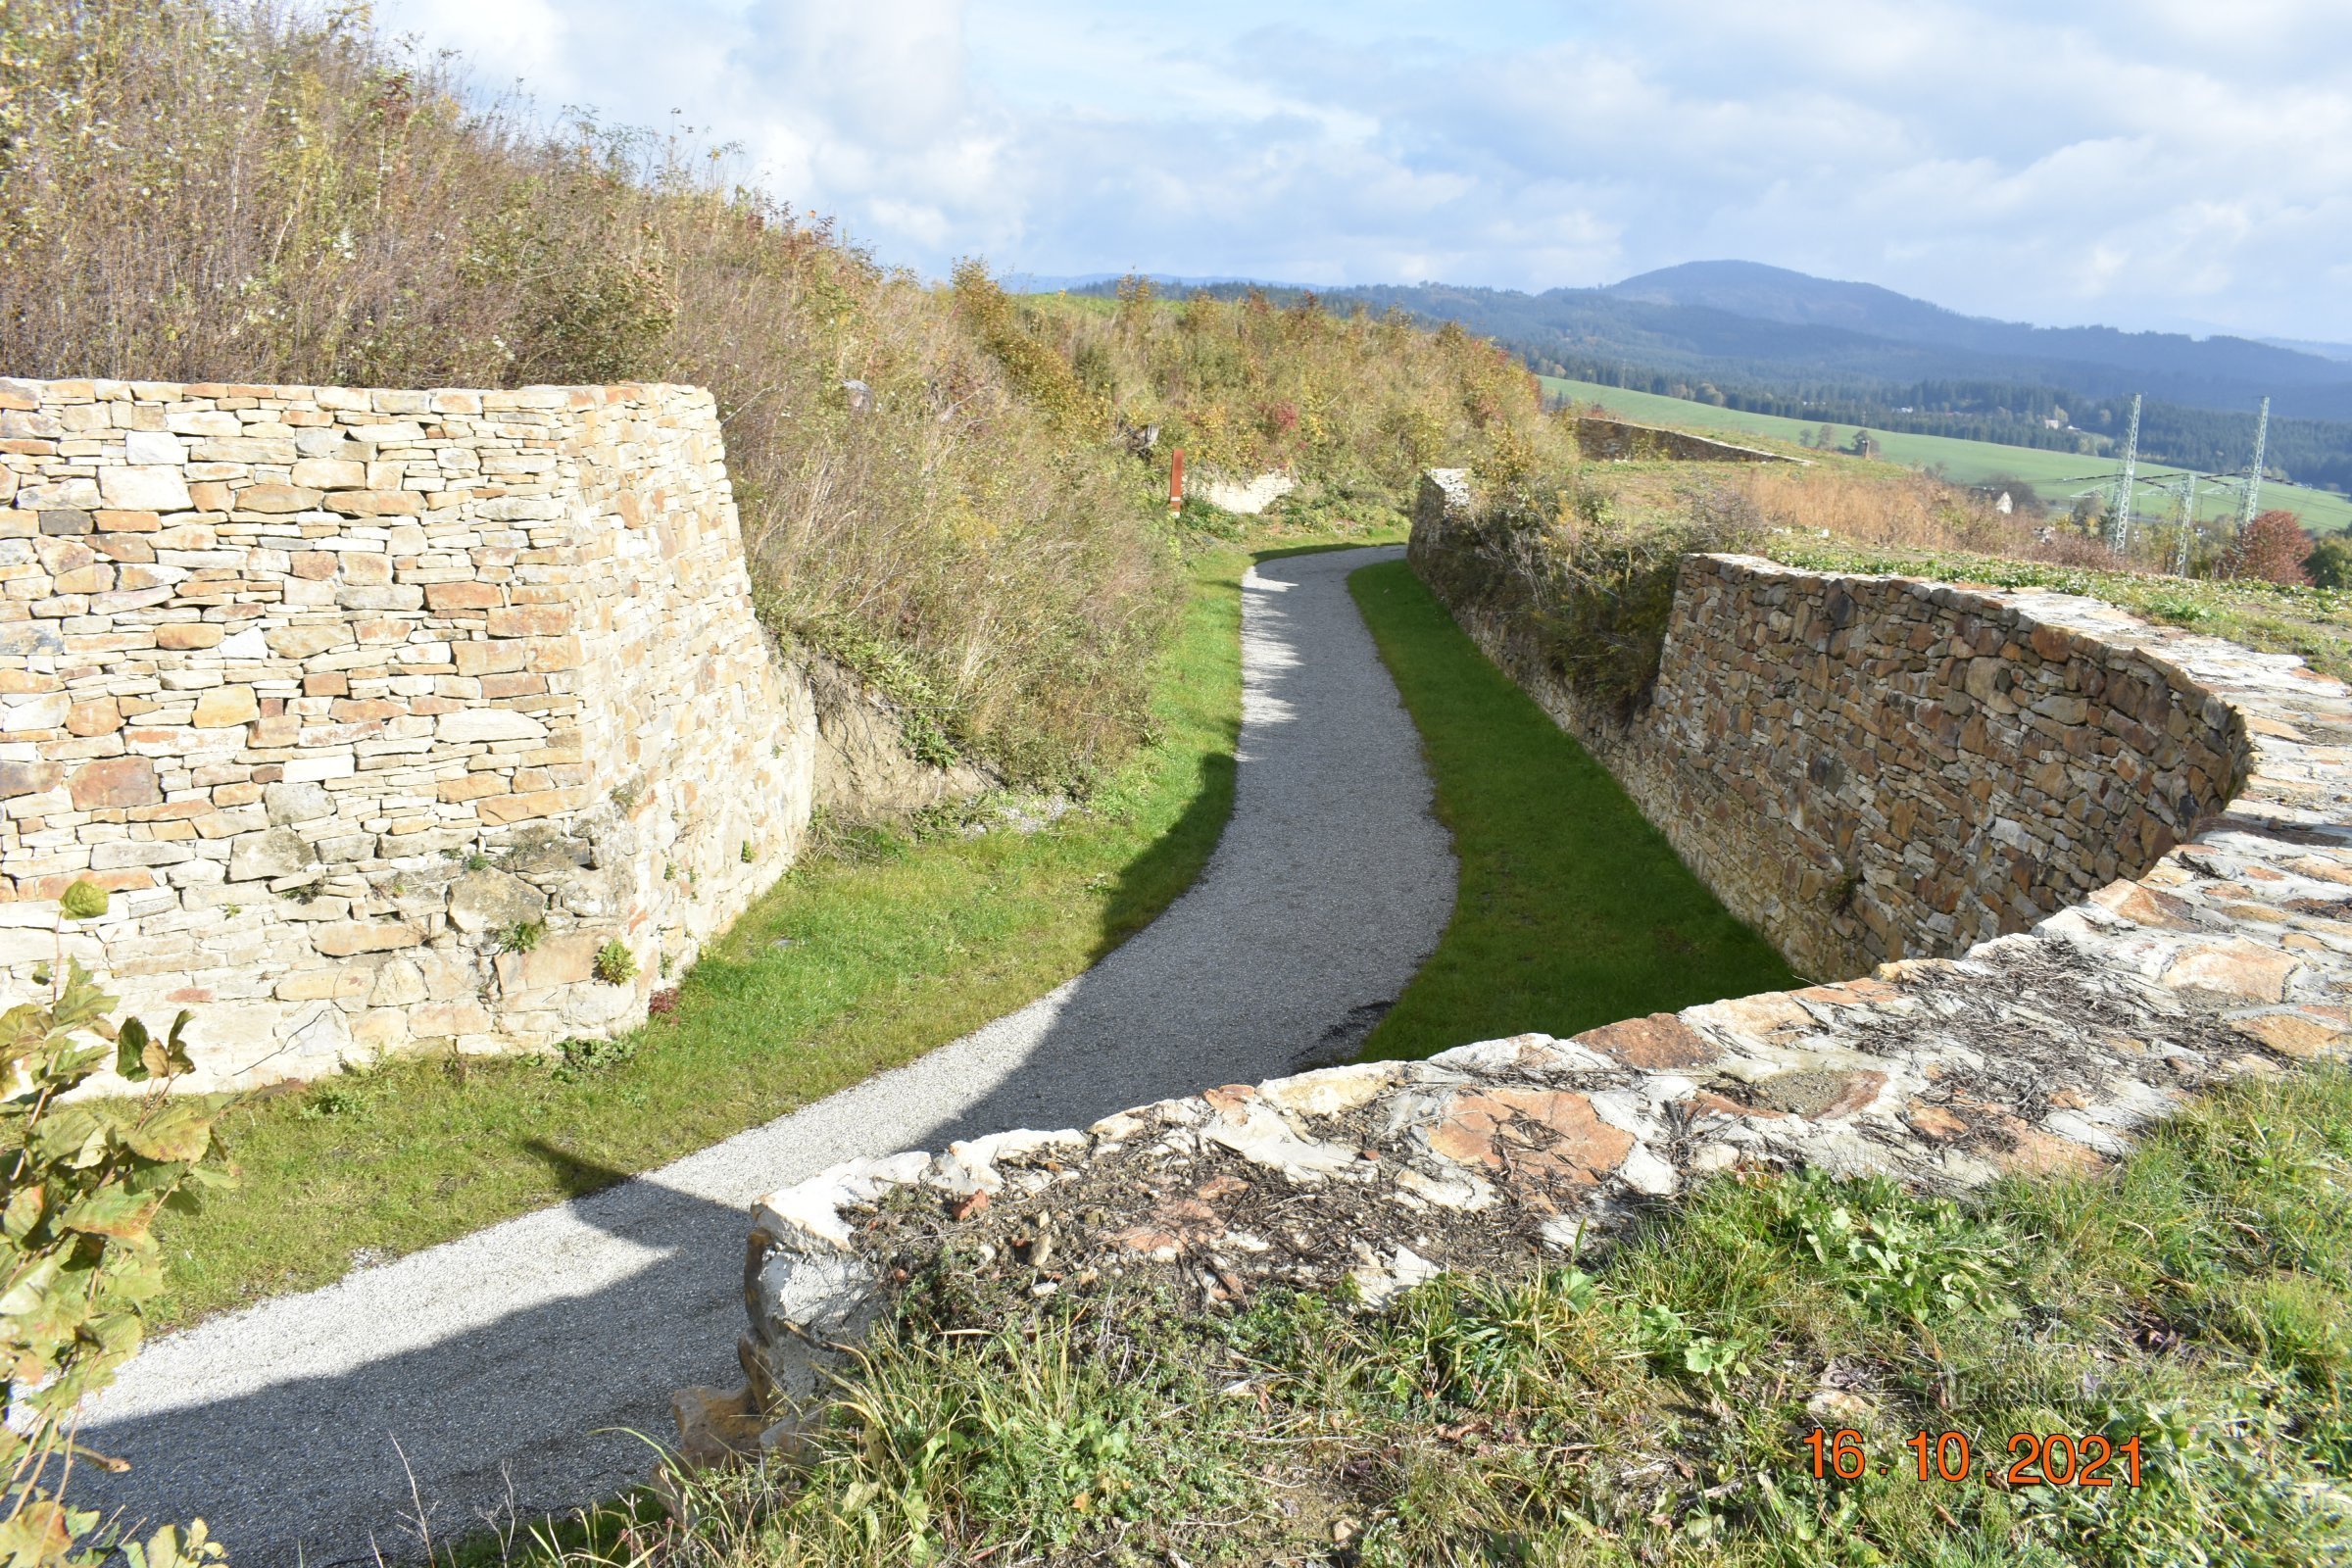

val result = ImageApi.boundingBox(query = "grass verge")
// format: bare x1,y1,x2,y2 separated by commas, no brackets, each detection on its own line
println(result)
1346,559,1796,1059
478,1066,2352,1568
147,543,1269,1328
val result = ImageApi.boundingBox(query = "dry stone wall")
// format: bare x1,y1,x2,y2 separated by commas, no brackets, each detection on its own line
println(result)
1573,416,1788,465
682,537,2352,1473
0,376,813,1089
1408,472,2252,978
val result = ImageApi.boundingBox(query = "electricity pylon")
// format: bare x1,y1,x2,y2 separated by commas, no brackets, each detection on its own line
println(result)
2238,395,2270,528
2106,393,2142,552
2141,470,2203,574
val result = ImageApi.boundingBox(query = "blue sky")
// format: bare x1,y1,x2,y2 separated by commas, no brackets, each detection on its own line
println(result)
378,0,2352,340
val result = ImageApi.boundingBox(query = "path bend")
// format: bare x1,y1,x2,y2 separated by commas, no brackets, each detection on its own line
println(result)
79,545,1456,1563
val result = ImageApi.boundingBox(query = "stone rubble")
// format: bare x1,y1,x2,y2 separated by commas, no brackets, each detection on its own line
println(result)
682,534,2352,1472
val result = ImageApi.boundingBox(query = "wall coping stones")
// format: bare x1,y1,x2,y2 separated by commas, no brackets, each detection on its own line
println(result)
675,547,2352,1471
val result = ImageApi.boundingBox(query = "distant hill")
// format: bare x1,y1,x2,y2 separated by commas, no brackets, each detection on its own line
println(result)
2264,335,2352,365
1596,261,2352,408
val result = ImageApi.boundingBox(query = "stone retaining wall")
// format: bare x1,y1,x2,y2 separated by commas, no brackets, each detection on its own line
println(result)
0,376,813,1088
1573,416,1788,465
681,539,2352,1471
1408,473,2252,977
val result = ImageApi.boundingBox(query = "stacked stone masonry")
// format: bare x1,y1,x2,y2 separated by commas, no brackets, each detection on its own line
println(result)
687,527,2352,1469
0,376,813,1089
1409,471,2253,979
1572,416,1788,465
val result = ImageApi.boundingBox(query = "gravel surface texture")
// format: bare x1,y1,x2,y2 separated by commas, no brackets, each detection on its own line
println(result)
77,546,1457,1564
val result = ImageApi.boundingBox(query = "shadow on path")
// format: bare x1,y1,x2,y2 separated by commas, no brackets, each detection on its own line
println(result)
78,546,1457,1563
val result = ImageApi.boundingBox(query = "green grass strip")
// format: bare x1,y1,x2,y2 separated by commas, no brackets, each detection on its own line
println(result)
1348,559,1796,1059
149,545,1261,1327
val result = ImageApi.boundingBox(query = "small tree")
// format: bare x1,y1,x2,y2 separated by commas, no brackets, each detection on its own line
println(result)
2218,509,2313,586
2304,533,2352,591
2,963,231,1566
1848,428,1881,460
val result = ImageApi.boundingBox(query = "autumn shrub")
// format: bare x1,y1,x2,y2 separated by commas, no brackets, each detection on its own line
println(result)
0,0,1170,787
2220,510,2315,587
2,964,231,1565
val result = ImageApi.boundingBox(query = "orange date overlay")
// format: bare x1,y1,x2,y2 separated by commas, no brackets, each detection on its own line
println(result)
1803,1428,2143,1488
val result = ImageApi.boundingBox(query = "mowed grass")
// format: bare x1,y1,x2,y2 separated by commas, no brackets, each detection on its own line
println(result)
1346,560,1796,1059
147,544,1264,1328
1539,373,2352,535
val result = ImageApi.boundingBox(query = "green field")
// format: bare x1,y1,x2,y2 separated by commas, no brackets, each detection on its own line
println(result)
1540,374,2352,536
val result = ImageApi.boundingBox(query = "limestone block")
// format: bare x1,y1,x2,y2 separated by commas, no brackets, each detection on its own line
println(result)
1,693,70,732
236,484,320,514
191,685,259,728
121,431,184,464
495,931,599,990
436,709,546,744
446,868,548,934
97,466,192,512
69,756,160,809
227,826,316,883
313,920,425,957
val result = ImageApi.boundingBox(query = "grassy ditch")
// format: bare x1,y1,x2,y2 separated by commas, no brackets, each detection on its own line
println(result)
481,1064,2352,1568
1346,560,1795,1058
146,543,1283,1328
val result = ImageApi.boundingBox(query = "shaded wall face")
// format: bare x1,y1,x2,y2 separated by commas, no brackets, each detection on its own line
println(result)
1408,476,2249,979
1636,558,2246,976
0,378,812,1089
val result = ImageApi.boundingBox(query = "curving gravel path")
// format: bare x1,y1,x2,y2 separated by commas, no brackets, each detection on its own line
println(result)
77,546,1456,1564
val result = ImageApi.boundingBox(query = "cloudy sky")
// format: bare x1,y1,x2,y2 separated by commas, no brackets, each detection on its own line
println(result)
377,0,2352,341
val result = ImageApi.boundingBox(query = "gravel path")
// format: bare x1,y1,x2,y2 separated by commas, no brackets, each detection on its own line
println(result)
78,546,1456,1563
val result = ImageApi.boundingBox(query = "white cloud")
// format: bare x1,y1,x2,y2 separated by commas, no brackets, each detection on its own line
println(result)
373,0,2352,339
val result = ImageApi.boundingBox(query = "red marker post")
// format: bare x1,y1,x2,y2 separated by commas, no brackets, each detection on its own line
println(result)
1168,447,1185,515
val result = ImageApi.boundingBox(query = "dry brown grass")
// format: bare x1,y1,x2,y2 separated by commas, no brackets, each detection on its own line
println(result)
1719,463,2144,572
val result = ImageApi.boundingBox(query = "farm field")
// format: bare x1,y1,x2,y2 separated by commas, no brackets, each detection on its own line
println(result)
1541,374,2352,535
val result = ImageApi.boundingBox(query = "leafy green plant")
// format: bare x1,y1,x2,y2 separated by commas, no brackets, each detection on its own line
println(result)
553,1033,641,1082
56,881,106,922
591,941,637,985
499,918,546,955
1,963,232,1565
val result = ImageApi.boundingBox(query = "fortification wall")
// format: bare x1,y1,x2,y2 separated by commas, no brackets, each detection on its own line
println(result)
1572,416,1788,465
0,376,813,1089
1407,473,2251,977
683,504,2352,1472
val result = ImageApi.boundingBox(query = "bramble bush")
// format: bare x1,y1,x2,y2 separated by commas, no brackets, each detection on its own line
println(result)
2,962,233,1565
